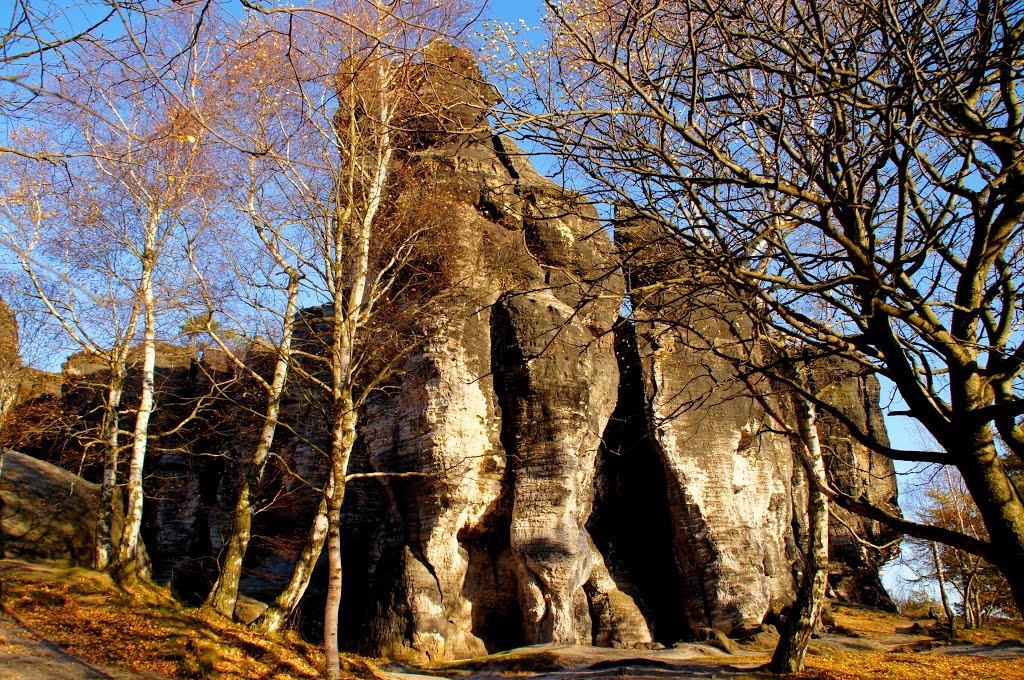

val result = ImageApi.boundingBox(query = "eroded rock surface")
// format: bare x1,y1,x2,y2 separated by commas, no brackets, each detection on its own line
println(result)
609,213,803,635
337,45,648,660
0,451,117,565
604,210,901,638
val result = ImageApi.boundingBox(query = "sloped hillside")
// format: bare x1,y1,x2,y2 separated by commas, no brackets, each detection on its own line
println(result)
0,560,348,679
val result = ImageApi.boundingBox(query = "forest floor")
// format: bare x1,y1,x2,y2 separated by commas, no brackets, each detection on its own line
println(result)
0,559,1022,680
0,560,331,679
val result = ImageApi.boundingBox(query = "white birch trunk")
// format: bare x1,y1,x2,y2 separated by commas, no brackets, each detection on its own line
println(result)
207,273,301,617
324,400,356,680
932,541,956,636
115,220,160,578
770,375,830,674
324,58,394,680
250,480,332,633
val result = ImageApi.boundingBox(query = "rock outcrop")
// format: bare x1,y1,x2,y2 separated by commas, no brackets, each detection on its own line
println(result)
605,213,805,636
3,46,901,661
0,296,63,455
0,450,123,565
332,46,899,656
0,298,21,430
0,297,15,373
336,44,650,660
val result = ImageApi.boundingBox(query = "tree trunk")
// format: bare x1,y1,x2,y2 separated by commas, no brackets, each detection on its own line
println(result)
114,256,157,579
324,394,356,680
955,428,1024,615
321,56,392,680
207,275,300,617
324,487,343,680
0,365,18,443
95,375,125,571
769,386,829,675
932,542,956,637
250,481,332,633
964,572,979,629
205,434,264,616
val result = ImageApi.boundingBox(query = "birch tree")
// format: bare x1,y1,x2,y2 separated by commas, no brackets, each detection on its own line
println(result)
168,23,310,620
766,364,830,674
0,149,142,571
187,8,479,664
0,11,220,576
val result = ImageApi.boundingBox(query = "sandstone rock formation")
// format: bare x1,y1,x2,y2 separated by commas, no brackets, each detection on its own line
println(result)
0,297,16,372
335,45,651,660
331,46,899,657
605,210,903,637
603,213,805,636
0,297,63,455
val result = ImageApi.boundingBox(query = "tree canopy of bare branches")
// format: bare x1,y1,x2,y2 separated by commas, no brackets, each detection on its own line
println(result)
493,0,1024,615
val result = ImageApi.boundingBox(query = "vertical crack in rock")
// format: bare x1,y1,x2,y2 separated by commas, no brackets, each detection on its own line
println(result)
616,210,804,635
588,318,687,644
489,134,521,181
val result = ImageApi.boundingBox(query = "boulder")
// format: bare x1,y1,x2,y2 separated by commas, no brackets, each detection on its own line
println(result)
0,450,119,566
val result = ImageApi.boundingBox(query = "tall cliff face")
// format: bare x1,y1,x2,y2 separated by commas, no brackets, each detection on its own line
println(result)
332,48,899,656
616,318,804,635
607,212,903,634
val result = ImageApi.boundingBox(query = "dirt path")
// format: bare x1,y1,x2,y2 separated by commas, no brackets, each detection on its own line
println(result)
381,643,773,680
0,612,165,680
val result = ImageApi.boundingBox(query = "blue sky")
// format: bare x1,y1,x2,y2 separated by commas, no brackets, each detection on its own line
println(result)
485,0,546,22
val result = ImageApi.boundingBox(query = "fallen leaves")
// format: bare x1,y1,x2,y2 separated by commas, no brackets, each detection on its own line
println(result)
0,560,327,679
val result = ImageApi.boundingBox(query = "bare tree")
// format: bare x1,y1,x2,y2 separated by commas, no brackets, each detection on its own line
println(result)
905,468,1020,628
269,7,472,671
160,10,482,675
0,2,217,160
492,0,1024,632
1,146,146,572
758,362,831,674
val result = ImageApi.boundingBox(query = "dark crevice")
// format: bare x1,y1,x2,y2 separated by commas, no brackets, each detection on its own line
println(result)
490,134,521,181
588,317,690,644
457,296,529,652
340,433,415,655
